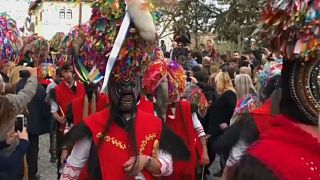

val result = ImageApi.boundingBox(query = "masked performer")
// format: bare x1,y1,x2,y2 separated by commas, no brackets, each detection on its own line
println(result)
143,59,209,180
60,1,190,179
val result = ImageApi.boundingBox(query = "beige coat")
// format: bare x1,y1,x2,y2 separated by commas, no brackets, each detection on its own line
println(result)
0,76,37,141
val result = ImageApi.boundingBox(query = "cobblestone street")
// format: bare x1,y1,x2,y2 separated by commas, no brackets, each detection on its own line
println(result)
38,134,57,180
38,134,220,180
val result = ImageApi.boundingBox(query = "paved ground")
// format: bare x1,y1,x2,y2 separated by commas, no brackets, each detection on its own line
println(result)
38,134,221,180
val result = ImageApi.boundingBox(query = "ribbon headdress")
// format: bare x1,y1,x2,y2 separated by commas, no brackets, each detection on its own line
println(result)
0,13,22,62
84,0,157,93
256,0,320,60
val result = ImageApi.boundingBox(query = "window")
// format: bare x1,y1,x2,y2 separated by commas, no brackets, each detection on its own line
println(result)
40,11,42,21
59,8,65,19
66,9,72,19
35,16,38,25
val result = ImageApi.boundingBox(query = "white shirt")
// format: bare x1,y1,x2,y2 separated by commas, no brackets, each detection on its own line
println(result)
60,136,173,180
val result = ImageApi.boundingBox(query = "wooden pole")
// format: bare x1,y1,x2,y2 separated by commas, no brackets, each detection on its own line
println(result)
24,155,29,180
78,0,82,26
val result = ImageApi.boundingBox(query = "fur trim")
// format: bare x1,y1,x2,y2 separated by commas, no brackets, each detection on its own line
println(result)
62,122,91,148
213,114,259,154
87,143,102,180
159,123,190,161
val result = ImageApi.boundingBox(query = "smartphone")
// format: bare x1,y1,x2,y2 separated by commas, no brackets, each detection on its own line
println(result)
15,115,24,132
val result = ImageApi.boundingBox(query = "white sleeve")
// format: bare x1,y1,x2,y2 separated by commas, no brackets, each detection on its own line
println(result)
192,112,206,138
226,140,248,167
60,137,92,180
156,150,173,176
51,100,59,113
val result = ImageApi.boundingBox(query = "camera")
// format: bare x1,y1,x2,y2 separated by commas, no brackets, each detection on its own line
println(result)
15,114,25,132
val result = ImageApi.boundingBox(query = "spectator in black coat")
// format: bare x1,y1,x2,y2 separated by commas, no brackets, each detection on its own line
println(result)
207,71,237,177
16,71,51,180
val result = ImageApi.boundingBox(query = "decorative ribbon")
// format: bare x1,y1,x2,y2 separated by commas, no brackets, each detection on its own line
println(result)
100,6,131,93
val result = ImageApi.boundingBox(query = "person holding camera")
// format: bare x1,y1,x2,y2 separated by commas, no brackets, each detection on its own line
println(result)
0,68,37,141
0,68,38,179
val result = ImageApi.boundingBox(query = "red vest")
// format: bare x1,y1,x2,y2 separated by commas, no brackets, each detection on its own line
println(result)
55,81,85,114
251,99,274,133
164,100,198,180
71,94,109,126
84,109,163,180
138,96,154,115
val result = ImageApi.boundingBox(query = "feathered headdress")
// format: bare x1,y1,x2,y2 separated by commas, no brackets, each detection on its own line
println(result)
0,13,22,62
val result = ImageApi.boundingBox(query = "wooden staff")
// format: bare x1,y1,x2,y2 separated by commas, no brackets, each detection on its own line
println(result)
201,165,205,180
24,155,28,180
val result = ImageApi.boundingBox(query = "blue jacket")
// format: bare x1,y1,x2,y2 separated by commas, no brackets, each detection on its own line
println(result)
0,140,28,179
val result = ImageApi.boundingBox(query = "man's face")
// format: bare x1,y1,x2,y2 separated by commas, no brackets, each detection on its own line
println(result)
233,52,240,58
61,69,73,84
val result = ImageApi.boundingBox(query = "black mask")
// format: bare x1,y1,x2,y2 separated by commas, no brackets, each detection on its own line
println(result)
108,76,140,115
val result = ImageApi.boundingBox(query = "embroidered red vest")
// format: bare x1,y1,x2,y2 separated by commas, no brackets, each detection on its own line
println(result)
55,81,85,114
164,100,197,180
84,109,163,180
72,94,109,126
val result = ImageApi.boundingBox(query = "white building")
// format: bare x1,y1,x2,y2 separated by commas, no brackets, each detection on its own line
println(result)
29,0,93,39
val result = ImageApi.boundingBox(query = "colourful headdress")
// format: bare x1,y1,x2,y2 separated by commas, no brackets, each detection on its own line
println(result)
22,34,39,46
29,36,49,63
60,24,89,56
75,0,156,88
258,59,283,88
83,0,154,82
256,0,320,60
0,13,22,62
230,94,262,124
184,84,208,118
74,57,104,85
60,24,102,85
143,59,186,103
49,32,65,53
